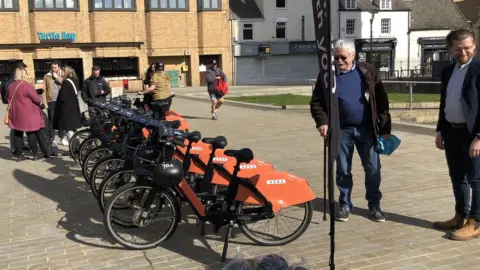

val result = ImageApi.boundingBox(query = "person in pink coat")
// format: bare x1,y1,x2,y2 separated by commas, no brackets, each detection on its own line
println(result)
7,67,45,161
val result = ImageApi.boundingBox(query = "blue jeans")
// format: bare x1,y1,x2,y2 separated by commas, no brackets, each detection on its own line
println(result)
336,126,382,211
443,125,480,221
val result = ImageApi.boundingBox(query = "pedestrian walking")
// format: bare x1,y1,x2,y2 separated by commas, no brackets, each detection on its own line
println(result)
205,59,227,120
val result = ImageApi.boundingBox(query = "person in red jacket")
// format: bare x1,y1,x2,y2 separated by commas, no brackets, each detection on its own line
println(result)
205,59,227,120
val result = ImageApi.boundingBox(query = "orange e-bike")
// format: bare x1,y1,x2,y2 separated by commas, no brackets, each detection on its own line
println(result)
102,131,315,262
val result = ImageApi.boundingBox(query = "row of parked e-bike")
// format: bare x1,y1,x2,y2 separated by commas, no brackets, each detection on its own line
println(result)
67,94,316,262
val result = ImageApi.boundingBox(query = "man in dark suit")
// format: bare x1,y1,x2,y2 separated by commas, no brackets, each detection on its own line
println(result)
434,28,480,241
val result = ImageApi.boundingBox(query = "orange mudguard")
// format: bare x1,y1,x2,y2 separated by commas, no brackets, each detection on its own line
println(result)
142,128,150,139
211,158,275,186
165,110,182,117
235,171,316,213
166,115,190,131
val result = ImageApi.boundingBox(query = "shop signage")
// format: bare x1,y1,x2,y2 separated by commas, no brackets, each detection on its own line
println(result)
37,32,76,42
258,44,271,56
289,41,317,54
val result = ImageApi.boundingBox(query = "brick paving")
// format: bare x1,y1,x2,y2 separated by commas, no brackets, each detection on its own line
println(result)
0,98,478,270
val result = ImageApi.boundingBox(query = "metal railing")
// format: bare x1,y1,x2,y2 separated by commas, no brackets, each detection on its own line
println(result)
308,79,441,110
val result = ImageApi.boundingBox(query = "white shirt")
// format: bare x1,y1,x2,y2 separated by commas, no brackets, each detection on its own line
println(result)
444,58,472,123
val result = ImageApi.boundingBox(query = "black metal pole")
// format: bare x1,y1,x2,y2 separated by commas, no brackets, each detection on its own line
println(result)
328,131,335,270
370,16,373,63
323,138,327,221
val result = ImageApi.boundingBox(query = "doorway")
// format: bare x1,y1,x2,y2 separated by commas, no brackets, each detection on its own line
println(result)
34,58,84,89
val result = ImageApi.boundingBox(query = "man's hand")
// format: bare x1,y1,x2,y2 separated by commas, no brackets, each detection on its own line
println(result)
435,135,445,150
318,125,328,137
137,91,143,96
100,90,105,95
216,76,221,79
470,137,480,158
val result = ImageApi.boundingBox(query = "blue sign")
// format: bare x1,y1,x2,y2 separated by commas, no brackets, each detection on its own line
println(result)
37,32,76,42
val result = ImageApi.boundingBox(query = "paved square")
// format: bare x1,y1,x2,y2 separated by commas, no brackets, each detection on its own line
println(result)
0,98,478,270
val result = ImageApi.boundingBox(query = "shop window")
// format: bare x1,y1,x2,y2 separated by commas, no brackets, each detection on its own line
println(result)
91,0,135,10
30,0,78,10
92,57,139,80
148,0,188,10
0,0,19,11
276,22,286,39
198,0,220,11
0,60,22,83
243,23,253,40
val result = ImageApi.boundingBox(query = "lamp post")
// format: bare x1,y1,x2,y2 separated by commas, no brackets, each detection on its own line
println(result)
369,12,376,63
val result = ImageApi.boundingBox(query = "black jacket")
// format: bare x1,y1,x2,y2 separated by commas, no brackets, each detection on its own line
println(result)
436,59,480,136
82,76,110,102
310,61,391,139
53,77,82,131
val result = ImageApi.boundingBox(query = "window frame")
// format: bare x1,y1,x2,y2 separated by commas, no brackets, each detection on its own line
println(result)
89,0,136,12
275,21,286,39
146,0,189,11
0,0,19,11
275,0,286,9
380,18,391,34
242,23,253,40
29,0,79,11
344,0,356,9
380,0,391,10
345,19,355,35
198,0,221,11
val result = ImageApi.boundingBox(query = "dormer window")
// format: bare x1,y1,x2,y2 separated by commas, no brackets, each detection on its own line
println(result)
380,0,391,10
345,0,356,9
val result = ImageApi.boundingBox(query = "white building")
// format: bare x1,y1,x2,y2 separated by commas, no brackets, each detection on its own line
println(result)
337,0,410,77
230,0,326,85
401,0,469,79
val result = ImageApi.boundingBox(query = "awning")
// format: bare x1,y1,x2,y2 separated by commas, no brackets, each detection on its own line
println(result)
355,38,397,52
417,37,447,49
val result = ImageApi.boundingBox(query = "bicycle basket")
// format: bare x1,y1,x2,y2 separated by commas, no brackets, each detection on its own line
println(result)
152,159,184,187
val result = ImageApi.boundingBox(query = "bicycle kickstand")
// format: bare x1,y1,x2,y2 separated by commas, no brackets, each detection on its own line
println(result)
220,220,234,262
200,221,206,236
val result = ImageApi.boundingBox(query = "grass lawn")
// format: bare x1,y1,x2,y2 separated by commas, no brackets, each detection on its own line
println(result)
227,93,440,106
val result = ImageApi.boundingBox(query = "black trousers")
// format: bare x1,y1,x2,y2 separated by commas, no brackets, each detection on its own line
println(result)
150,98,171,120
13,130,38,157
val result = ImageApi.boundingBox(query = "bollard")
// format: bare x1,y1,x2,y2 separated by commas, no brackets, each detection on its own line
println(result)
409,85,413,110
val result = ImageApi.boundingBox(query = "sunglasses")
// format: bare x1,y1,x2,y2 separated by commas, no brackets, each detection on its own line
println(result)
334,55,348,61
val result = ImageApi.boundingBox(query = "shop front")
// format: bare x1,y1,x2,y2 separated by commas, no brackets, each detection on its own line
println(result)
234,41,318,85
354,38,397,78
417,37,452,78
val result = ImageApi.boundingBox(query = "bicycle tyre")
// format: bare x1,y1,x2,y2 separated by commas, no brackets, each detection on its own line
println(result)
237,201,313,246
90,157,126,198
103,183,180,250
82,146,114,185
78,137,102,165
69,129,91,164
98,169,135,213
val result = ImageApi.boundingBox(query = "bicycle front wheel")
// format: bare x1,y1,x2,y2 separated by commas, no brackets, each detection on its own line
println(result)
82,146,114,185
69,129,91,164
90,157,126,198
103,183,180,250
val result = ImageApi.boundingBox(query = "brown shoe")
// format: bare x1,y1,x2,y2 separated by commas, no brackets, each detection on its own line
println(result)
433,213,467,230
450,219,480,241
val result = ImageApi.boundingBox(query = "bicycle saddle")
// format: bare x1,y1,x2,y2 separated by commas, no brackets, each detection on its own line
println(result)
202,136,227,149
224,148,254,163
187,131,201,143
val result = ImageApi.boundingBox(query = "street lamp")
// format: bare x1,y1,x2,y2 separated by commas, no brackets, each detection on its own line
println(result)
369,10,377,63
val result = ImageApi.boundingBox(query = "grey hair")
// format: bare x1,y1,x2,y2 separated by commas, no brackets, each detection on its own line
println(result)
333,39,356,53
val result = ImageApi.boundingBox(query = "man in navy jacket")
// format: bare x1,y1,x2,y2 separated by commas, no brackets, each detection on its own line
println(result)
434,28,480,241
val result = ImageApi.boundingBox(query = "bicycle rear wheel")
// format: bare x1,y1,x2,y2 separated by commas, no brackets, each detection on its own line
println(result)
82,146,114,185
237,201,313,246
69,129,91,164
103,183,180,250
90,157,126,198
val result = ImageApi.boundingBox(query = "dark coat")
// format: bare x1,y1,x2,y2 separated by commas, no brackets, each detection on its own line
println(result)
205,67,227,93
53,77,82,131
436,59,480,136
310,61,391,140
82,75,110,102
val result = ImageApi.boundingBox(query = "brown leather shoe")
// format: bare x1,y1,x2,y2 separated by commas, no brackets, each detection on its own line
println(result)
450,219,480,241
433,213,467,230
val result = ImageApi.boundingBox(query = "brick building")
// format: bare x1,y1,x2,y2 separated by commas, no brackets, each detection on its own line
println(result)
0,0,232,89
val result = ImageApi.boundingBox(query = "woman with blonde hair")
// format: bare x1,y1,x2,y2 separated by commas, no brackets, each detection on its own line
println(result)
53,65,82,141
6,66,45,161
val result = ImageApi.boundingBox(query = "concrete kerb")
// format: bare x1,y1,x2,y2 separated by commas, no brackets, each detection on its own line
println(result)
175,95,284,111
